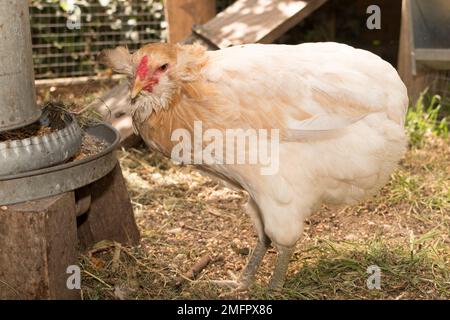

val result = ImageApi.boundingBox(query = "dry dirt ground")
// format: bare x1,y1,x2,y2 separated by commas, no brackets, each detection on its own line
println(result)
38,83,449,300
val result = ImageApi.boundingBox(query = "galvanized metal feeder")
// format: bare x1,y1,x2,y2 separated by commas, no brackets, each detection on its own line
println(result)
0,2,122,206
0,123,119,205
0,0,41,132
0,0,139,300
0,108,82,177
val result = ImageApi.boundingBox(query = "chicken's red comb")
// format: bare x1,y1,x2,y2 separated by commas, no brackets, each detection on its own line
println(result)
136,56,149,79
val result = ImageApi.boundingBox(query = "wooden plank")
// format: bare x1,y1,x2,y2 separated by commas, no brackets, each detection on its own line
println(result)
164,0,216,44
0,193,80,299
182,32,220,50
193,0,328,48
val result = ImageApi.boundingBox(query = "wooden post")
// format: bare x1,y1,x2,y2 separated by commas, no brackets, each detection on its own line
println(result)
77,164,140,249
0,193,80,300
164,0,216,43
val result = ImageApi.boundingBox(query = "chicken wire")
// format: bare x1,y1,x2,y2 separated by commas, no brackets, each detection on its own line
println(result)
30,0,166,79
429,71,450,107
30,0,237,80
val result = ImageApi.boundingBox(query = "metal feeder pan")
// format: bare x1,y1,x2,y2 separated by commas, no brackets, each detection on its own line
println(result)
0,123,120,206
0,108,82,176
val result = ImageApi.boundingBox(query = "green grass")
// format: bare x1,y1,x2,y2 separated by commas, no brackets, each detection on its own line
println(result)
406,91,449,148
257,238,449,300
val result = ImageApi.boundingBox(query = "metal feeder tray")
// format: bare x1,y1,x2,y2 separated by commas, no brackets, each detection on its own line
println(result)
0,108,82,176
0,123,120,206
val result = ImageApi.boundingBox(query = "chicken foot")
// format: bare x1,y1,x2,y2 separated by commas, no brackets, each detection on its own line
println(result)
210,236,270,290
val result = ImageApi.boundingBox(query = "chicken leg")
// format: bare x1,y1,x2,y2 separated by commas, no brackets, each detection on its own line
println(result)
239,236,271,288
268,245,295,290
210,199,271,290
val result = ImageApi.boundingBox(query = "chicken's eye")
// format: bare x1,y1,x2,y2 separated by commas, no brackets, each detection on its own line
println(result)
159,63,169,72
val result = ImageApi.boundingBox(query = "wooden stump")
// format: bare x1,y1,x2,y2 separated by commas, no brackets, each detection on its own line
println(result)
0,164,139,299
0,193,80,300
77,164,140,249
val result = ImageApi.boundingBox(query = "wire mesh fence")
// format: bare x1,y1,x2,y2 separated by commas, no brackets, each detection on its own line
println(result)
30,1,166,79
30,0,236,80
430,71,450,107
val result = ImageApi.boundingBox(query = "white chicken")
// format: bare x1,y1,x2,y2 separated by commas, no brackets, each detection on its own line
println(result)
100,42,408,290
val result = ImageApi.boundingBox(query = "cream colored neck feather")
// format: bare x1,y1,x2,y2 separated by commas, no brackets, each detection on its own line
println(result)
130,79,177,134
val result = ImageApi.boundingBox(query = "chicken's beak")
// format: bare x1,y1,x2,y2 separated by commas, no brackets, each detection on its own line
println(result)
131,78,144,99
